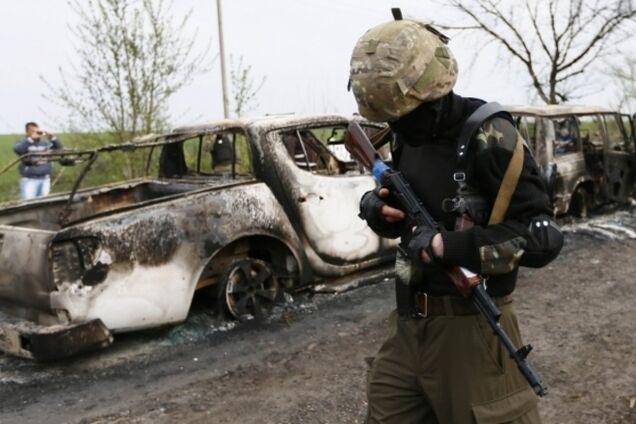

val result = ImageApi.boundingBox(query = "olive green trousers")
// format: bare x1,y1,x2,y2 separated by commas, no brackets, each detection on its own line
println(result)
366,302,541,424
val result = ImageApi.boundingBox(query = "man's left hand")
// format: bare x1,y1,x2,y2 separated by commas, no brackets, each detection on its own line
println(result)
407,227,443,263
421,233,444,263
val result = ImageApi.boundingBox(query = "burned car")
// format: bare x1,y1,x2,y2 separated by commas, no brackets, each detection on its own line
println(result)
0,115,396,360
508,105,636,217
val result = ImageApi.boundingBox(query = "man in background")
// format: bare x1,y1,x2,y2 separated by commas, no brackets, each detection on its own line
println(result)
13,122,63,199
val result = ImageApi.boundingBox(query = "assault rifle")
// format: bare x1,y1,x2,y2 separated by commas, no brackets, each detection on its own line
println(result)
345,122,547,397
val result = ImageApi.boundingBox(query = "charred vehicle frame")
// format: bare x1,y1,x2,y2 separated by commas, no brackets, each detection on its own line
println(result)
0,115,396,360
508,105,636,217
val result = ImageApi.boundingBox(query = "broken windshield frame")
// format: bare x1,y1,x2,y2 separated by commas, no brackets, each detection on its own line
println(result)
0,135,196,220
280,123,390,175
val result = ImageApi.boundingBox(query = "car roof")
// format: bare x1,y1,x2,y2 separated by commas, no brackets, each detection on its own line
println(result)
171,114,357,135
505,104,615,117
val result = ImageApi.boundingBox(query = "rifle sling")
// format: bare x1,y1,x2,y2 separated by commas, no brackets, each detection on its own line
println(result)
488,133,524,225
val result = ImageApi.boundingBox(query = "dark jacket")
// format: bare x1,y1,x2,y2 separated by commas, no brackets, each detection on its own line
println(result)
360,93,563,297
13,137,63,178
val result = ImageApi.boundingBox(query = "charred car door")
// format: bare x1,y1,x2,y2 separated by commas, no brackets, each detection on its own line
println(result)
602,113,636,201
517,115,557,200
264,124,395,265
551,115,590,213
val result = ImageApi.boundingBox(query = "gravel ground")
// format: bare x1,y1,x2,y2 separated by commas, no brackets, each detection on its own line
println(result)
1,207,635,424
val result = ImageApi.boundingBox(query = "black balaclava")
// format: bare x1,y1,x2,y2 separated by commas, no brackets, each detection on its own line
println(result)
389,92,464,146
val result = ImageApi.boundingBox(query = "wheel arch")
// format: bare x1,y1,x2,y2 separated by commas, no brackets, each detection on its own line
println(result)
562,176,594,213
193,232,309,296
566,179,594,217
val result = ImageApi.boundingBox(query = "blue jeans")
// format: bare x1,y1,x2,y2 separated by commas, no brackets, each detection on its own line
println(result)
19,177,51,200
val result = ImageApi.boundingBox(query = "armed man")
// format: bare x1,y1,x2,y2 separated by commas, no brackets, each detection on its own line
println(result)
349,10,563,424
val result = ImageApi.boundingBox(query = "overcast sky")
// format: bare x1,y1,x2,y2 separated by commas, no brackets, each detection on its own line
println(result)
0,0,627,134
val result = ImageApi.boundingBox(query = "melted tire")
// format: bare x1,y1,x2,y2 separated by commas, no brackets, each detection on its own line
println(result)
217,258,281,322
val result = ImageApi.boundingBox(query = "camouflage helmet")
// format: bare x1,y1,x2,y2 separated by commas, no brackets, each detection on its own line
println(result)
349,17,458,122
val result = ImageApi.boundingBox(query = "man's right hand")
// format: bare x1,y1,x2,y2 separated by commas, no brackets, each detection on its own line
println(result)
377,188,405,223
359,187,406,238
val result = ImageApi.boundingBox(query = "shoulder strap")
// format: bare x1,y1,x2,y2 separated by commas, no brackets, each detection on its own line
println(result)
455,102,512,175
488,134,524,225
453,102,523,225
391,134,404,167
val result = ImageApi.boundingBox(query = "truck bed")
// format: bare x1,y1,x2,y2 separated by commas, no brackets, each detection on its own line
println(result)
0,177,243,231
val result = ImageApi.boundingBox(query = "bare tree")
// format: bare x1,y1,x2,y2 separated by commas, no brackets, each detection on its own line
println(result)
46,0,208,143
229,55,266,118
443,0,636,104
611,57,636,112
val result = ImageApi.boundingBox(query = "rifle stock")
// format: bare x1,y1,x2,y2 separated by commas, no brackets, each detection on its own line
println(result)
345,123,377,170
345,122,547,397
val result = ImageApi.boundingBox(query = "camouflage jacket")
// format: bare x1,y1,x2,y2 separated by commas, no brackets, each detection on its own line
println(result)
366,93,561,297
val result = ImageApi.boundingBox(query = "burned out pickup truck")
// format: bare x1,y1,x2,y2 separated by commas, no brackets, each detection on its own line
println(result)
508,105,636,217
0,115,395,360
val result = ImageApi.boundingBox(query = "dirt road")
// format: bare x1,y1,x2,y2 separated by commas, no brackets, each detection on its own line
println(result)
1,208,635,424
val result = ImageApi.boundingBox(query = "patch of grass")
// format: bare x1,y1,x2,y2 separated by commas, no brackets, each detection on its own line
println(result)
0,134,22,201
0,129,257,204
0,133,129,203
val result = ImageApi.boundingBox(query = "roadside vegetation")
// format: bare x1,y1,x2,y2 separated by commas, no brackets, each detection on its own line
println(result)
0,0,265,204
0,132,131,203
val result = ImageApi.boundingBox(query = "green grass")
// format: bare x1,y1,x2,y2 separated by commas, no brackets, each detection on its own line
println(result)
0,130,254,203
181,133,252,175
0,134,22,201
0,133,132,203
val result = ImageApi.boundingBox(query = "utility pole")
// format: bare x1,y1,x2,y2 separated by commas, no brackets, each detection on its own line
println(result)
216,0,229,118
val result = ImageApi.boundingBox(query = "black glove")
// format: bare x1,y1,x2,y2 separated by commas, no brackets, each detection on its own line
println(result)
406,225,438,263
359,187,383,218
359,187,404,239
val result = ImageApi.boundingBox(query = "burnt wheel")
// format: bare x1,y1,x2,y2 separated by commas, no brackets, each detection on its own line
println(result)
568,186,590,219
218,259,281,322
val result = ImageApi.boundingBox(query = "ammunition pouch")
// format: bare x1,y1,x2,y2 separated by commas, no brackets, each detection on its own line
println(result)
395,276,420,319
394,247,420,319
442,187,490,226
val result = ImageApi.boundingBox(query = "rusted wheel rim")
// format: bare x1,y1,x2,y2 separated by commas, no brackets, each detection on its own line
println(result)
225,260,279,321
